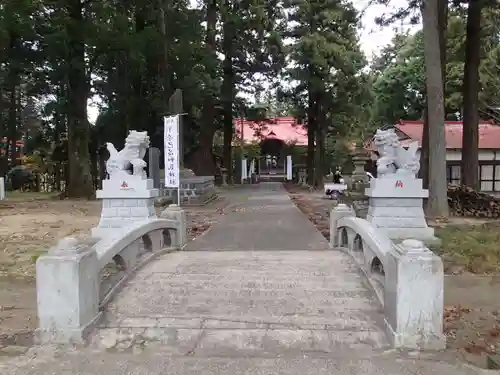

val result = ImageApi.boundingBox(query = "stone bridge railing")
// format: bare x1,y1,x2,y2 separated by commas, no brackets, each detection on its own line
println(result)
35,205,186,345
330,204,446,350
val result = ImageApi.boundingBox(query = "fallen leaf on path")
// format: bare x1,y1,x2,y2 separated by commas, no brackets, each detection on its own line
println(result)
489,326,500,337
464,341,496,355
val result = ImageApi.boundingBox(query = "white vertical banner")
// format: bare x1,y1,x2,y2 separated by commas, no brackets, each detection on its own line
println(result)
286,155,292,181
241,158,248,182
164,115,180,188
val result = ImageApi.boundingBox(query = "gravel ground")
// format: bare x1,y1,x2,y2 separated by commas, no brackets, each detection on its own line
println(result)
0,195,228,357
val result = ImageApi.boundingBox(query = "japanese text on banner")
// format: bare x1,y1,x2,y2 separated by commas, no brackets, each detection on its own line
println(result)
164,115,180,188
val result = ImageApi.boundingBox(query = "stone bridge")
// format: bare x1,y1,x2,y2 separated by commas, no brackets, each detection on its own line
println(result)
0,183,486,374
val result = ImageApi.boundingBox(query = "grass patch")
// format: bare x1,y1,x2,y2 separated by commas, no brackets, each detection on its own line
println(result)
29,251,46,264
5,191,60,201
430,223,500,274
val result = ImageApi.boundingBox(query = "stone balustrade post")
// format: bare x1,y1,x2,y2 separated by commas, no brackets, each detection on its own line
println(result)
35,237,100,344
161,204,187,249
384,239,445,350
0,177,5,200
330,204,355,248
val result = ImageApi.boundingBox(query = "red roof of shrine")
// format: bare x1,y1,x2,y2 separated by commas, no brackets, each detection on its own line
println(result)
233,117,308,146
395,120,500,149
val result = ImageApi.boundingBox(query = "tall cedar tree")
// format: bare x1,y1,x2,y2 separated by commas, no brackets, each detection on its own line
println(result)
284,0,363,186
422,0,449,217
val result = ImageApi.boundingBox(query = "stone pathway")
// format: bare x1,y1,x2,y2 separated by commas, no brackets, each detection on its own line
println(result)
0,183,489,374
186,183,329,251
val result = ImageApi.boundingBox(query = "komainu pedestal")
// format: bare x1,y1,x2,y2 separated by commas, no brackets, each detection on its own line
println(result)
366,128,437,243
92,130,159,238
366,177,435,241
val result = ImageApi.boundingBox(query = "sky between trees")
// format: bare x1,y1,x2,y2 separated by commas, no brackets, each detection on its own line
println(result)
86,0,422,123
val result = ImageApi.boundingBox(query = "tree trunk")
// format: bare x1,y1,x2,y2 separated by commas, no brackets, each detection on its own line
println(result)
190,131,217,176
314,117,324,187
314,92,325,187
90,148,98,190
222,0,235,182
420,107,429,188
192,0,218,176
6,32,19,170
7,84,18,169
461,0,482,189
116,52,130,143
132,5,147,131
158,0,170,104
420,0,447,189
115,2,132,136
53,87,64,191
422,0,449,218
306,9,316,187
66,0,93,198
0,86,7,176
306,88,316,186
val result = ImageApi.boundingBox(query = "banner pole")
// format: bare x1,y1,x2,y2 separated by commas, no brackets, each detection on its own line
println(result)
177,114,181,205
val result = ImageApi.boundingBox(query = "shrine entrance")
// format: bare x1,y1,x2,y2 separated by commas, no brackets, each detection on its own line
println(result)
257,136,288,180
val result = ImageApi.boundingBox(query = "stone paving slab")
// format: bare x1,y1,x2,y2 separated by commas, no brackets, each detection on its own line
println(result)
93,326,388,356
186,183,329,251
0,347,489,375
101,312,385,331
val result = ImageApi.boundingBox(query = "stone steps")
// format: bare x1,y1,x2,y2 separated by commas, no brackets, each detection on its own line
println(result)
94,248,390,357
0,346,479,375
92,325,389,356
101,314,384,331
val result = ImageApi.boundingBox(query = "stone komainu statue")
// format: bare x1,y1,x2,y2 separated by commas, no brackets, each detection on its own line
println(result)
105,131,150,179
373,128,420,178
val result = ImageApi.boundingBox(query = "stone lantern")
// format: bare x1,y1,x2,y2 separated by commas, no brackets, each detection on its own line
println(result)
351,145,370,192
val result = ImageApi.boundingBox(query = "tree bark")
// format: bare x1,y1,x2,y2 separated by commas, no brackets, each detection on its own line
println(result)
132,5,147,131
6,31,19,170
314,91,325,187
66,0,93,198
222,0,235,182
158,0,170,104
0,84,7,176
53,86,65,191
306,9,317,187
7,84,18,168
422,0,449,218
306,87,316,186
420,107,429,188
191,0,218,176
420,0,447,189
314,114,324,187
461,0,483,189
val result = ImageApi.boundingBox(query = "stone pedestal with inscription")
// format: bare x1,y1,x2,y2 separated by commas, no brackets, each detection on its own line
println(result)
92,171,159,239
92,130,159,238
365,177,436,243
